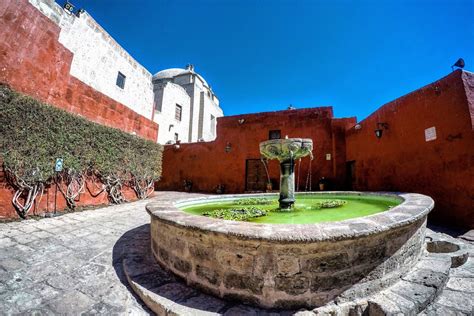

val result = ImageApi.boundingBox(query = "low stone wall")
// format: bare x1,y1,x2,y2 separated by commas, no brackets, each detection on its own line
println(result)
147,192,434,309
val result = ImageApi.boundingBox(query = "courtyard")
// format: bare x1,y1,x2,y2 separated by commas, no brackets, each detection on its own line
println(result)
1,0,473,315
0,192,473,315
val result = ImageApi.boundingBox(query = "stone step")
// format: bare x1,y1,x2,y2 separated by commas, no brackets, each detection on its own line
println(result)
123,252,291,315
366,232,472,316
420,250,474,315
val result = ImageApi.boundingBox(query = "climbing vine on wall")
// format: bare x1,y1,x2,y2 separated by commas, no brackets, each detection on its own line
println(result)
0,84,163,218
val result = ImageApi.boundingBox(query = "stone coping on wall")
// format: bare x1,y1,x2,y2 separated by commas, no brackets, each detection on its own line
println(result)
146,191,434,242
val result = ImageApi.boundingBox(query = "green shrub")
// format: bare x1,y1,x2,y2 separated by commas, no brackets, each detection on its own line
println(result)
0,84,162,218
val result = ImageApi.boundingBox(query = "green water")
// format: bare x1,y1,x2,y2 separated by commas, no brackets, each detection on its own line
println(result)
181,194,401,224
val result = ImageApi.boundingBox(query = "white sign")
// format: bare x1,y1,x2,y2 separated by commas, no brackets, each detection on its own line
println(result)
425,127,437,142
55,158,63,172
326,154,331,161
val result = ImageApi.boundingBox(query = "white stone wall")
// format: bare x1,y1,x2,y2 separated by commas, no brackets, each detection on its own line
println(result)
194,79,222,142
174,74,193,86
154,83,190,144
187,88,199,143
202,96,224,141
28,0,154,119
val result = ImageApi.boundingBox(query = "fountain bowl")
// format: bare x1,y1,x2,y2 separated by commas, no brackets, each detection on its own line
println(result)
260,138,314,209
146,191,433,309
260,138,313,162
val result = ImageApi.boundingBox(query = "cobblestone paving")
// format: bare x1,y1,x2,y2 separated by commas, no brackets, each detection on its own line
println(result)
1,192,473,315
0,192,203,315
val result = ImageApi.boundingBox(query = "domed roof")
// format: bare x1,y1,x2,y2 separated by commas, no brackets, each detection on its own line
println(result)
152,67,209,87
153,68,189,80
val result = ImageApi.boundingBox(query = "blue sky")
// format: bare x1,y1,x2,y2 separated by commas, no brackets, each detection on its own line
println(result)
62,0,473,120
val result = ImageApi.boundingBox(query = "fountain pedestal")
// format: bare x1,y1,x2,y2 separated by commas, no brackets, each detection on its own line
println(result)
279,160,295,209
260,138,313,209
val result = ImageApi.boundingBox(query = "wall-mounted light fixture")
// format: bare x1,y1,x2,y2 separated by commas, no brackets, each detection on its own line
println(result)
238,119,245,125
225,142,232,153
354,124,362,130
374,122,389,138
173,140,181,150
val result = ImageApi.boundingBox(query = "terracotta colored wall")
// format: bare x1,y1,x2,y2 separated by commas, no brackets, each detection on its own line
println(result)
0,0,158,141
0,164,141,219
0,0,158,219
158,107,356,193
345,70,474,229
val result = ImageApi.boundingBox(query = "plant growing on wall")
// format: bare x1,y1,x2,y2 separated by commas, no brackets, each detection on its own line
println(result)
0,84,163,218
55,171,86,209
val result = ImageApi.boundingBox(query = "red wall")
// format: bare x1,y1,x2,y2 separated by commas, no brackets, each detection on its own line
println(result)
0,0,158,141
0,164,142,219
345,70,474,228
0,0,158,219
159,71,473,229
158,107,356,193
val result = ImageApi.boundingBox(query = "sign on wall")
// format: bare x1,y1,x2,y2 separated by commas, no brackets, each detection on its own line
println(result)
55,158,64,172
424,127,437,142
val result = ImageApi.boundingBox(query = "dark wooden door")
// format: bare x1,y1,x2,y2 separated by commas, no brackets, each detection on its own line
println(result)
346,160,356,190
245,159,267,192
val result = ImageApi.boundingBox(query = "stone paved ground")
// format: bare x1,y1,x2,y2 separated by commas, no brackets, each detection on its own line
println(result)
0,192,204,315
0,192,473,315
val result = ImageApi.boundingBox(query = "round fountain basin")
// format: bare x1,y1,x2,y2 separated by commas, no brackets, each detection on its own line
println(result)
146,192,433,309
181,193,401,224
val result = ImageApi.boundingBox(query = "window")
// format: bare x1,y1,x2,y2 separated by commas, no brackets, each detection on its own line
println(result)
210,115,216,135
174,133,179,141
269,130,281,140
175,104,182,121
116,71,126,89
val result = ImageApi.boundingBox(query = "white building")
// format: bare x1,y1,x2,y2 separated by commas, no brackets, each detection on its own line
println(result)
152,65,224,144
28,0,223,144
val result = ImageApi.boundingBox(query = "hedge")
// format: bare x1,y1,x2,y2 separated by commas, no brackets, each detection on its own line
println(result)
0,84,163,218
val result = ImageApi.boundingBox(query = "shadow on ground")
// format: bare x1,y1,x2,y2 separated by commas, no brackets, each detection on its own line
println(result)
112,224,154,315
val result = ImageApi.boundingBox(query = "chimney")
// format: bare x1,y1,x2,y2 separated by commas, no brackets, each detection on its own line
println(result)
186,64,194,72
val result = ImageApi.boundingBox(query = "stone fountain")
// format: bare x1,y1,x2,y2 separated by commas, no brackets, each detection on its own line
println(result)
259,138,313,209
143,135,438,311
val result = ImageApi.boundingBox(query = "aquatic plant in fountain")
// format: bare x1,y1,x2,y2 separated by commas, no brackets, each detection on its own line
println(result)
203,207,267,221
259,137,313,209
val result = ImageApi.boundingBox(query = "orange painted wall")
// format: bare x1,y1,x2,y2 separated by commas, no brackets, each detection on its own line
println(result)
158,107,356,193
0,166,141,219
0,0,158,141
0,0,158,219
159,70,473,229
345,70,474,229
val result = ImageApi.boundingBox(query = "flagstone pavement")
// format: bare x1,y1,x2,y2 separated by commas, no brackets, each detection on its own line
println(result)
0,192,206,315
